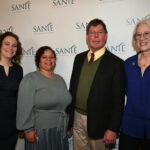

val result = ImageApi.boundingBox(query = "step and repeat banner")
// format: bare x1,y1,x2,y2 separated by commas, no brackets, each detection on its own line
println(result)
0,0,150,149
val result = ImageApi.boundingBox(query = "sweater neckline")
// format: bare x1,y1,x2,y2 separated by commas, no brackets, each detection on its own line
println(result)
37,71,55,80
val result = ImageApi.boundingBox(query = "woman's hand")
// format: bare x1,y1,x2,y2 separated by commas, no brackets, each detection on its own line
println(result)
25,130,38,143
67,128,73,138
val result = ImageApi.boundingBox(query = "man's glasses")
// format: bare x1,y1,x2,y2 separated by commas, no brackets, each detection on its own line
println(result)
88,31,106,36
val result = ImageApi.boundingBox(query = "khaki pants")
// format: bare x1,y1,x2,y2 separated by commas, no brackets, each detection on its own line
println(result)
73,111,110,150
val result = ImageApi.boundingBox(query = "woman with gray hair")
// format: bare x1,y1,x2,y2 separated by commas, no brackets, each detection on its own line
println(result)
119,19,150,150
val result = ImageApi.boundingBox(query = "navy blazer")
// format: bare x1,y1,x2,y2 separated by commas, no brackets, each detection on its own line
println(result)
121,54,150,138
68,49,125,139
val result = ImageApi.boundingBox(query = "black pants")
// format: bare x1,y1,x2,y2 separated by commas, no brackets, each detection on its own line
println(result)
119,132,150,150
0,133,18,150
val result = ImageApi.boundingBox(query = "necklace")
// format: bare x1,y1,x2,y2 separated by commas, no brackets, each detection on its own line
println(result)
138,54,150,68
140,63,146,68
138,59,148,68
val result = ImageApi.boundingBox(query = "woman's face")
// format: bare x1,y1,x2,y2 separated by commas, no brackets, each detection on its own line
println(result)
39,49,56,72
0,36,17,59
135,23,150,52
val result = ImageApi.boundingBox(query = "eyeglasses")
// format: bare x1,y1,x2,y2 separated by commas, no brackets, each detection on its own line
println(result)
88,31,106,36
135,32,150,40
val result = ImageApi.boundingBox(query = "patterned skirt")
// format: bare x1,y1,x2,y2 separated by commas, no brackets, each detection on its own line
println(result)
25,127,69,150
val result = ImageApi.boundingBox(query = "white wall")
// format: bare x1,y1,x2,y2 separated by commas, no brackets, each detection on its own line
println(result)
0,0,150,149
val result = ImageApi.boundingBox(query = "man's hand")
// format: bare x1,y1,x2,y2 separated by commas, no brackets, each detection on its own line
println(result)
104,130,117,145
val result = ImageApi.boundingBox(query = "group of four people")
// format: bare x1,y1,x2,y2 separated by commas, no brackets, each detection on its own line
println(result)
0,18,150,150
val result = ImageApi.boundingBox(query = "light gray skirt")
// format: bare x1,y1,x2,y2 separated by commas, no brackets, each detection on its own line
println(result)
25,127,69,150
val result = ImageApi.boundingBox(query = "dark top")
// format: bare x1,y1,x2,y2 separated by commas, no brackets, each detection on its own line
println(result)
121,54,150,139
0,63,23,138
68,50,125,139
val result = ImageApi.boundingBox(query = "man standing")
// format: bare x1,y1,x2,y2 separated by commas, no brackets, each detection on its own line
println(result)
68,18,125,150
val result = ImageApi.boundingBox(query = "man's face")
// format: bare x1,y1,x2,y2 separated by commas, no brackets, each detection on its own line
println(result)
86,24,107,52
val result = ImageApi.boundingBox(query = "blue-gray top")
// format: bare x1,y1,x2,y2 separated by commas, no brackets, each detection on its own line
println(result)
16,71,71,133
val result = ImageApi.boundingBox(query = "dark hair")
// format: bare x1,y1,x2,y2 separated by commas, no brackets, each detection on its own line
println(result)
35,46,56,68
86,18,108,34
0,32,23,64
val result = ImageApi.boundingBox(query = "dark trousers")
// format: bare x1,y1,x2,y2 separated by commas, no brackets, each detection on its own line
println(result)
0,133,18,150
119,132,150,150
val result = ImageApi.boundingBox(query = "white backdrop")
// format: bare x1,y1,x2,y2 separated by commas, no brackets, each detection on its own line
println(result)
0,0,150,149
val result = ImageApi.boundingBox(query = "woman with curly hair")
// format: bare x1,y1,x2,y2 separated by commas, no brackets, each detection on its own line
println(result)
17,46,71,150
0,32,23,150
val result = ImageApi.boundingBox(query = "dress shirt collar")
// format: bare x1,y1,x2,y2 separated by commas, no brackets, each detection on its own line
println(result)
87,46,106,62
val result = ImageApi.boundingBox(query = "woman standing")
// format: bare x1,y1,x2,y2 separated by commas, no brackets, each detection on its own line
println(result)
17,46,71,150
0,32,23,150
119,19,150,150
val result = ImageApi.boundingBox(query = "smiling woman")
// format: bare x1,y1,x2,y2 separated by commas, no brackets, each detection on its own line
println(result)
16,46,71,150
119,19,150,150
1,36,17,60
36,47,56,78
0,32,23,150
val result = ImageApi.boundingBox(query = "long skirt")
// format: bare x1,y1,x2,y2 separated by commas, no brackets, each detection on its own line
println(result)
25,128,69,150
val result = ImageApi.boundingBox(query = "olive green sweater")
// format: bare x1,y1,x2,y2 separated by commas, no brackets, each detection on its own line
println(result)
75,57,102,115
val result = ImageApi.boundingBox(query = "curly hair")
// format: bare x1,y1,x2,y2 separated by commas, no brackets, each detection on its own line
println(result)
0,32,23,64
35,46,56,68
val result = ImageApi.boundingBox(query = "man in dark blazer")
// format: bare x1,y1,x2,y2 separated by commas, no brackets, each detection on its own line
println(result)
67,18,125,150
